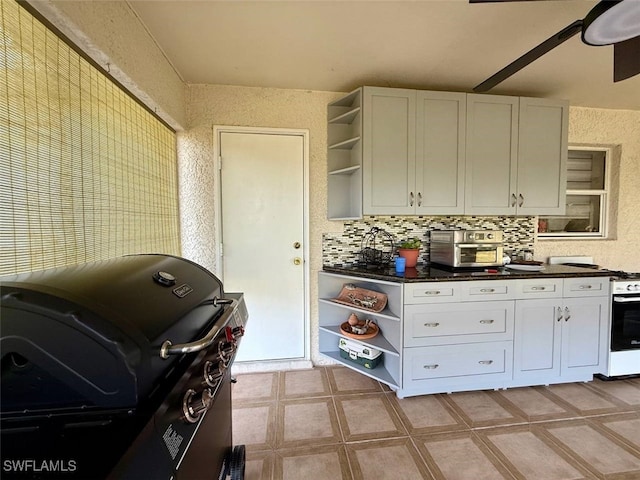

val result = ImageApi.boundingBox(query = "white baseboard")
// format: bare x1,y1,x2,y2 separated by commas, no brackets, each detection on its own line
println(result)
231,359,313,375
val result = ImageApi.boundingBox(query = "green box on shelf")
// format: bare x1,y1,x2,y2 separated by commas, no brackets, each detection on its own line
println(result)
338,338,383,369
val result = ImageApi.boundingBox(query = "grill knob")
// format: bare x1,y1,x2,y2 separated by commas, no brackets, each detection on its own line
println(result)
232,326,245,340
218,341,236,367
183,388,213,424
204,360,224,388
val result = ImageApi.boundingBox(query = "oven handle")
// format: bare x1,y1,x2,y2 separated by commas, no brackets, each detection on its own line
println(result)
613,296,640,303
160,299,238,359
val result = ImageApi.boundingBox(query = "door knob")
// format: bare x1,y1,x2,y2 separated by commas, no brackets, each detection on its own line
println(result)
293,242,301,249
293,258,302,265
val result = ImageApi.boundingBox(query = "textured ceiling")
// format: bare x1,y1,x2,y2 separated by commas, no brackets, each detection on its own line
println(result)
128,0,640,110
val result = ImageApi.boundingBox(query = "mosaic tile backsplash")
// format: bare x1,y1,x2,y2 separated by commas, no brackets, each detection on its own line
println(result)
322,216,536,267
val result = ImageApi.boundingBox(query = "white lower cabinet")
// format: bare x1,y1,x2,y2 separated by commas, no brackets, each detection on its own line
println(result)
318,273,610,398
513,277,610,386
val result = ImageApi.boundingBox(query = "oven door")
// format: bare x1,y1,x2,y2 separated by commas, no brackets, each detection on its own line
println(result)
456,244,503,267
611,294,640,351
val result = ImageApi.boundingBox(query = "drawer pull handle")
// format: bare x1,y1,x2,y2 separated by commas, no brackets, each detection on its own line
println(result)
423,364,439,369
480,288,495,293
479,319,494,325
424,322,440,327
425,290,441,295
579,285,593,289
478,360,494,365
531,286,546,291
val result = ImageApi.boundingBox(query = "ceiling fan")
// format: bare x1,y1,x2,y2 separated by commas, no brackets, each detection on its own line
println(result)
472,0,640,92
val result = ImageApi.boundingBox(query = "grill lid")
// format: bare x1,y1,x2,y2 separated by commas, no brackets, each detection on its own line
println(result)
1,254,227,414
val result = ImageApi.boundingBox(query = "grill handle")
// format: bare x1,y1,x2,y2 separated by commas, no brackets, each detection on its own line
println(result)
160,298,237,359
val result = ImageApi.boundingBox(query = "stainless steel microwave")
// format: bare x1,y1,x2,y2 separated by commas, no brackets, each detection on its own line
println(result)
429,230,504,268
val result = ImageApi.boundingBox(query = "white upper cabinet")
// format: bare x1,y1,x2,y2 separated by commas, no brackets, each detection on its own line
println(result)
362,89,466,215
326,87,568,219
517,97,569,216
465,94,568,216
415,91,466,215
362,87,416,215
465,94,520,215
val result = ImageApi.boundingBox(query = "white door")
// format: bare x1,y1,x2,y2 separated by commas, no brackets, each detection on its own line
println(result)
218,130,307,362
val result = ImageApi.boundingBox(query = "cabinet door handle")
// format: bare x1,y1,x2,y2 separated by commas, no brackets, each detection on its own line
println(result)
424,290,441,295
423,364,439,369
511,193,517,207
480,288,495,293
479,319,494,325
417,192,422,207
557,306,563,322
564,306,571,321
423,322,440,327
409,192,414,206
518,193,524,207
478,360,494,365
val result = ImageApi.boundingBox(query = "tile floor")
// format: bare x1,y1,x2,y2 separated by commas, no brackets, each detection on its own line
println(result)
231,367,640,480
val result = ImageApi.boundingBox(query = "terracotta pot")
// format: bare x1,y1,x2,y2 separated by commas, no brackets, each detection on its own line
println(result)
397,248,420,268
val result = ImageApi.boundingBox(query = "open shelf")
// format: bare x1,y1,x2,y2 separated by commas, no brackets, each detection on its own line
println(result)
328,165,361,176
328,136,360,150
328,107,361,125
319,325,399,356
319,350,400,388
319,298,400,322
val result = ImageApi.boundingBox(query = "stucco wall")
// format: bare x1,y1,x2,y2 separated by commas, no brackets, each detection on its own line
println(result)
178,85,345,363
534,107,640,272
30,0,186,129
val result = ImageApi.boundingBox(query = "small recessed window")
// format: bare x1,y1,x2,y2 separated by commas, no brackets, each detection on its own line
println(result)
538,147,610,239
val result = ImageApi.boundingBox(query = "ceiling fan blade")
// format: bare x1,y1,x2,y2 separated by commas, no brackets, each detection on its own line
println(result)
613,35,640,82
474,20,583,92
469,0,547,3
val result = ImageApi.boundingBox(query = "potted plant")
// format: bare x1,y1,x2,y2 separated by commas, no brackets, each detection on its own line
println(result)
397,237,422,268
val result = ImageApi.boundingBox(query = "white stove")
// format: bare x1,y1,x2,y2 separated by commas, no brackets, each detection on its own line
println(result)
607,273,640,377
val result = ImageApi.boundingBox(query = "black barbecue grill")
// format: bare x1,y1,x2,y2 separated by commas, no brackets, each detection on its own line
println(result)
0,254,248,479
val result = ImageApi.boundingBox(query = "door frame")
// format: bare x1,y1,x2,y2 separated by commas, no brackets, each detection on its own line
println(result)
213,125,311,363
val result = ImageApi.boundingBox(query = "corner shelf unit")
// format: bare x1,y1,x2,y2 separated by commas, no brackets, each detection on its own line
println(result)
318,272,402,388
327,88,362,220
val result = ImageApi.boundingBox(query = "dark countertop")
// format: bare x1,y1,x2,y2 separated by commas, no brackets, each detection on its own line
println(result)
322,263,614,283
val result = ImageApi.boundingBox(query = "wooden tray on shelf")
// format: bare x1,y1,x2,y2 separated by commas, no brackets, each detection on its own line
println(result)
332,284,387,313
340,321,379,340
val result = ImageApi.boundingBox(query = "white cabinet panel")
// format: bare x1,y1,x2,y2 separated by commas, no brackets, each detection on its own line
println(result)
415,91,466,214
403,342,513,394
517,97,568,215
362,87,416,214
405,301,514,347
561,298,609,376
514,299,561,381
465,94,519,215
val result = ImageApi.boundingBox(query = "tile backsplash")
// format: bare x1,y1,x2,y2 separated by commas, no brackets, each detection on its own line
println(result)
322,215,536,266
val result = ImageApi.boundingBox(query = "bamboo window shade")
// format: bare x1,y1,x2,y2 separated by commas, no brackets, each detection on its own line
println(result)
0,0,180,276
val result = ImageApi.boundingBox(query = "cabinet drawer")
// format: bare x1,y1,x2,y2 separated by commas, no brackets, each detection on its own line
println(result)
404,282,460,304
460,281,513,301
563,277,610,297
404,301,514,346
404,342,512,382
515,279,563,298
